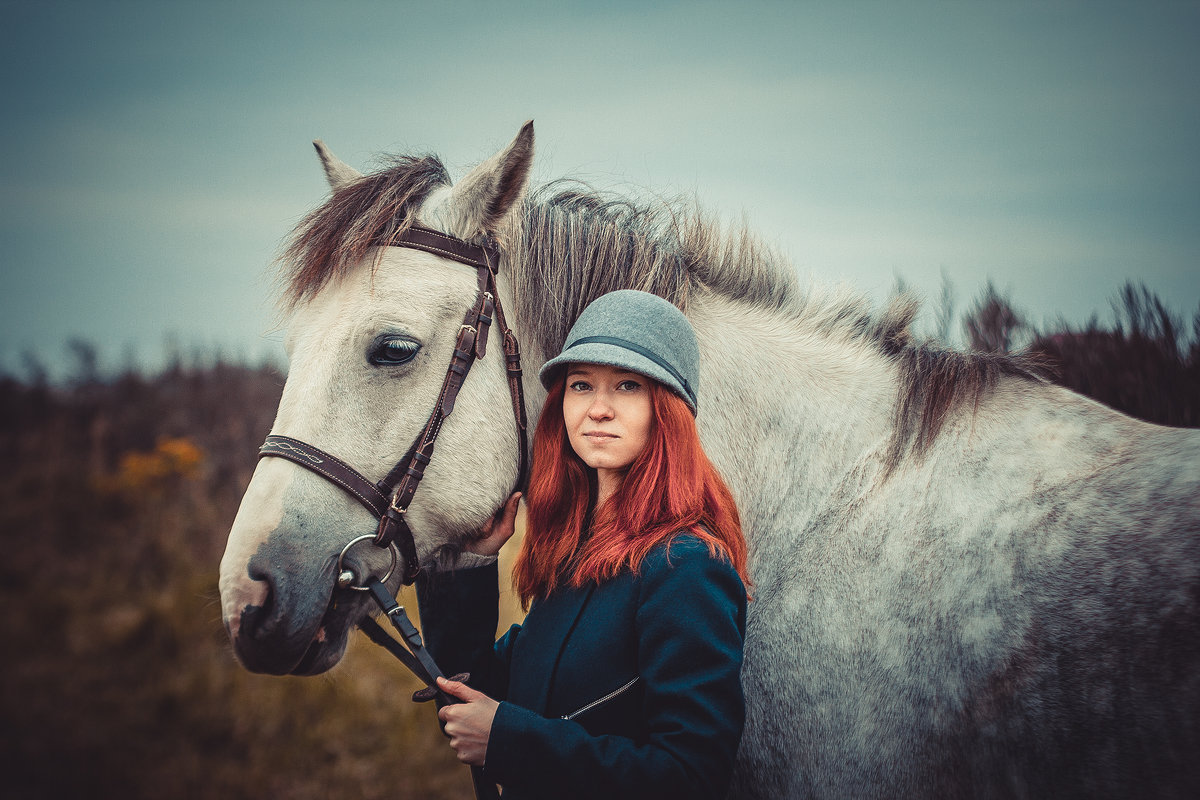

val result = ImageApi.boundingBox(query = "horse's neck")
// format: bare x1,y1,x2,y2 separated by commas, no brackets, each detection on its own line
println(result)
502,244,905,550
687,290,900,553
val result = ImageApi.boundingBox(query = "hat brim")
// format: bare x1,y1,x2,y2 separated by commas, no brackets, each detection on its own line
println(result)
538,342,697,412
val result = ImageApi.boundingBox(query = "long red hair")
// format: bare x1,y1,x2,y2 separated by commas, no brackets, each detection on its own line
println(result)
512,378,749,607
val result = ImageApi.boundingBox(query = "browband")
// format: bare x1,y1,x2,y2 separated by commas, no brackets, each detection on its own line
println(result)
388,226,500,271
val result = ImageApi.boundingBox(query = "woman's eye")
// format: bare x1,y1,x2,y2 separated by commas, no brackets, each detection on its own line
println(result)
568,380,591,392
368,337,420,366
618,380,641,391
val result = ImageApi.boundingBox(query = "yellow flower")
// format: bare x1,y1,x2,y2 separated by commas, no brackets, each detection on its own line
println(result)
110,437,205,492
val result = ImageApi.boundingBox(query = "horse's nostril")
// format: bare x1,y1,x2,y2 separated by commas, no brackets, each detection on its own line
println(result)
235,574,274,641
238,596,270,640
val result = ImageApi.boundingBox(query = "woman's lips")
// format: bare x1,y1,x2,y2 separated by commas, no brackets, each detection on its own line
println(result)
584,431,618,439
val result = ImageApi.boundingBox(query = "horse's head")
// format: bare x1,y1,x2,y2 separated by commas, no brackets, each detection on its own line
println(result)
219,123,535,675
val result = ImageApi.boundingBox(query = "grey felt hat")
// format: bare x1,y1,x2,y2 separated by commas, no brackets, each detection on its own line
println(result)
539,290,700,413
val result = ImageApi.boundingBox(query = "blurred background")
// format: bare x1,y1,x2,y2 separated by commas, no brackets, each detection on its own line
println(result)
1,1,1197,798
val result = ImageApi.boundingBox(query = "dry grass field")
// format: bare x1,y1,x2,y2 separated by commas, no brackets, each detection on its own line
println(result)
0,360,524,798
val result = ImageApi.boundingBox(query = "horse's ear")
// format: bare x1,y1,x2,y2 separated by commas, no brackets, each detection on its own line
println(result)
313,139,363,191
443,121,534,235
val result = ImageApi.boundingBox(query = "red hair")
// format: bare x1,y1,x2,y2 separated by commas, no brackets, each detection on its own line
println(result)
512,379,749,607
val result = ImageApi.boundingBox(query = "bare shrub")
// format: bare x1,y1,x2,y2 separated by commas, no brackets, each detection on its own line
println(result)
1029,282,1200,427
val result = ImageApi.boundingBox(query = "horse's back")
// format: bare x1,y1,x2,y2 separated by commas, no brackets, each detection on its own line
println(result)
958,414,1200,798
734,386,1200,799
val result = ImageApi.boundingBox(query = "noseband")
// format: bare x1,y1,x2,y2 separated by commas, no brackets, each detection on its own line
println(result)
257,226,529,586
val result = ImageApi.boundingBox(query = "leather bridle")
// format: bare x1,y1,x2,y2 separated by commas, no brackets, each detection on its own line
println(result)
257,225,529,587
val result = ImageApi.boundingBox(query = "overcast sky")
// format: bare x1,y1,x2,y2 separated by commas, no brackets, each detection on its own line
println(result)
2,0,1197,377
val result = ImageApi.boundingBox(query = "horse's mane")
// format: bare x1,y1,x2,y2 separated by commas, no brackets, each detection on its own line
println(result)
508,183,803,359
509,183,1045,467
279,157,1044,468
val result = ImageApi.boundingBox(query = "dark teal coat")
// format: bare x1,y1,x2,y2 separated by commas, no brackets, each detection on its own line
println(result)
416,535,747,800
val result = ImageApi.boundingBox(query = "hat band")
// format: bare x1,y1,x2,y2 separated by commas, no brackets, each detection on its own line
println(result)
565,335,696,406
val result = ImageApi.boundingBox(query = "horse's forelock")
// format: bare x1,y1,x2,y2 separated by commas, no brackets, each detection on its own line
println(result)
279,154,451,309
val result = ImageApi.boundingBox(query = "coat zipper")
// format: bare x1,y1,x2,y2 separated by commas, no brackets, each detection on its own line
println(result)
561,676,641,720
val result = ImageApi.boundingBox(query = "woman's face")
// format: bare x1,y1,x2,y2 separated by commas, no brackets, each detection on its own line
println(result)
562,363,653,496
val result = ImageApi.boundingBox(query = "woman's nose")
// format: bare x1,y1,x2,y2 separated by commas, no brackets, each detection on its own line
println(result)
587,393,614,420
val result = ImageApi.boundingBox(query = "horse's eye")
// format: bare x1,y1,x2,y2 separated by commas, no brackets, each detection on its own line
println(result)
368,337,420,366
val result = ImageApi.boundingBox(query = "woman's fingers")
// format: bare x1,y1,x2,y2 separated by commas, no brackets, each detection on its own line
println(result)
437,675,484,702
465,492,522,557
435,677,497,767
500,491,522,528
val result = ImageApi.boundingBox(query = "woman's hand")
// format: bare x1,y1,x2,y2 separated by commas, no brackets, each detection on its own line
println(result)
437,676,499,766
466,492,521,557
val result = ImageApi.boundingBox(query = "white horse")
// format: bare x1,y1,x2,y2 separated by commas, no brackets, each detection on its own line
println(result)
220,122,1200,798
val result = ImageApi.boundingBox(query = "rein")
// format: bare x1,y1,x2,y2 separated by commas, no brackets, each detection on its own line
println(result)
257,225,529,586
361,578,500,800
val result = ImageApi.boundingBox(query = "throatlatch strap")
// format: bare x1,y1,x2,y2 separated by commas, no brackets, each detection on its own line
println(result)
489,268,529,493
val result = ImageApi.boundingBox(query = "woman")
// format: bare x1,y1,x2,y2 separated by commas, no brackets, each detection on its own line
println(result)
417,289,750,800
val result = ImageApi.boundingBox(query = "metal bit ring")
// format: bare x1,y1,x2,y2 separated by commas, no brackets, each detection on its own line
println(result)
336,535,399,591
